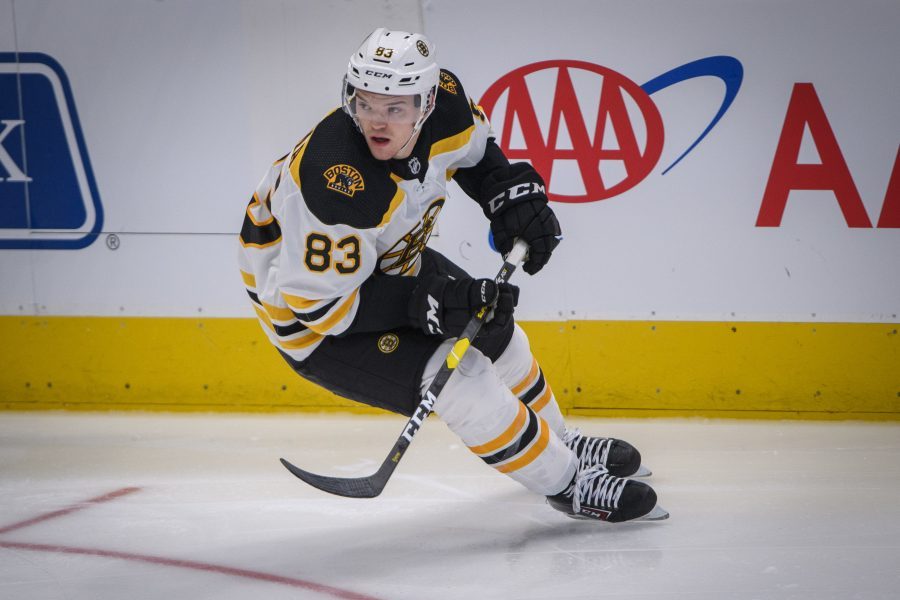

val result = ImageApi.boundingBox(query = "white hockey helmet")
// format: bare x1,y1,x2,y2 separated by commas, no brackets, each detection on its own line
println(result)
343,28,439,131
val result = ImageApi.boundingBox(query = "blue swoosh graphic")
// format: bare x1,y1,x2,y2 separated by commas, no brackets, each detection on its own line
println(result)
641,56,743,175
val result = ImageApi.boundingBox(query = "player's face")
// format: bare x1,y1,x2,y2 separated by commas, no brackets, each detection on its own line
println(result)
353,91,421,160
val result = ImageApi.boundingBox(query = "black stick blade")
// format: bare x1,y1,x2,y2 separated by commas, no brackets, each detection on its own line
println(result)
279,458,385,499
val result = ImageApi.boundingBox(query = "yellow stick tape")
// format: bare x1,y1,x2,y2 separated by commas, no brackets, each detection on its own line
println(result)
1,317,897,419
445,338,470,369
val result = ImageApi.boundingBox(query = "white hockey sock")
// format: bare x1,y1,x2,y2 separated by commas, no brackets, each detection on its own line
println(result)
421,340,576,496
492,324,566,438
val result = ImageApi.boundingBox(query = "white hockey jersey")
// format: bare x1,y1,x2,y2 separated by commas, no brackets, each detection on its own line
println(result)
238,70,494,362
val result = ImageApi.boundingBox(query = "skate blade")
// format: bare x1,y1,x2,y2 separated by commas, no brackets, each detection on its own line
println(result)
633,464,652,477
641,504,669,521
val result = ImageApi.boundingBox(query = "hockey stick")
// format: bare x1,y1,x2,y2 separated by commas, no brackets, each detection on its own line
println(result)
280,238,530,498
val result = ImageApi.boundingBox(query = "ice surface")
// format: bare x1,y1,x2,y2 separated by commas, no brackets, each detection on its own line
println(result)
1,413,898,600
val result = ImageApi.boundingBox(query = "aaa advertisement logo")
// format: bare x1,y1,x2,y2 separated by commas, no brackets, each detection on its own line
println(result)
479,57,743,204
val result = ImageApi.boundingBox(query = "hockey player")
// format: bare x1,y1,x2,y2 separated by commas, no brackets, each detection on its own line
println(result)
238,28,665,522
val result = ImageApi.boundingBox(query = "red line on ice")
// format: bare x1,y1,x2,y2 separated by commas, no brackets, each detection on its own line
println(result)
0,541,384,600
0,487,385,600
0,486,141,534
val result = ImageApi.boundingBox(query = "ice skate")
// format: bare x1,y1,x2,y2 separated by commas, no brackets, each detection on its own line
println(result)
563,428,651,477
547,465,668,523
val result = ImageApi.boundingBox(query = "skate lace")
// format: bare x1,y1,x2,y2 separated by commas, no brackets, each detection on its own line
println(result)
563,428,612,468
569,466,627,514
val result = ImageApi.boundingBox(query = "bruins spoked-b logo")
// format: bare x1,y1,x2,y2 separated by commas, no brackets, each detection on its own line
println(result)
324,164,365,198
416,40,429,57
378,333,400,354
379,199,444,275
439,72,458,95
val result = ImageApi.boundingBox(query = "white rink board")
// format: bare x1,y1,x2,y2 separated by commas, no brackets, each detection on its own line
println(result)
0,0,897,321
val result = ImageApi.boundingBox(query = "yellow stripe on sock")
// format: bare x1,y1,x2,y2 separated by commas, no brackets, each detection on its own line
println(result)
468,402,527,455
529,383,553,412
511,358,539,396
497,417,551,474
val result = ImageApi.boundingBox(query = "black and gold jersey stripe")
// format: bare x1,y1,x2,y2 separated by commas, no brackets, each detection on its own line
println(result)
239,191,282,249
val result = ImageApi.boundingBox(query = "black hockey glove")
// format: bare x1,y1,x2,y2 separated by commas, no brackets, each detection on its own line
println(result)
408,275,519,338
480,163,561,275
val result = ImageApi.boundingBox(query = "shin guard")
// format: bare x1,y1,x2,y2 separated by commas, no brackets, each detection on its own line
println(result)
421,340,576,496
492,324,566,437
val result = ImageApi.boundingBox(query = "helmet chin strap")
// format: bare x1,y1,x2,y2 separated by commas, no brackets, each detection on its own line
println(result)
394,89,436,158
395,120,424,158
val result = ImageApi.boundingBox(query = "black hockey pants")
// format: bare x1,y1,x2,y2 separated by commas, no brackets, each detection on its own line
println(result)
278,248,516,416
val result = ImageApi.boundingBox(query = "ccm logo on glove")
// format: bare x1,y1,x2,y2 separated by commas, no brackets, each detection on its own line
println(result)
410,275,519,338
487,181,546,215
425,295,443,335
480,163,562,275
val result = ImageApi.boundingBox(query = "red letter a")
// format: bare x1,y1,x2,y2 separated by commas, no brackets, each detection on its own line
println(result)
876,146,900,228
757,83,872,227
